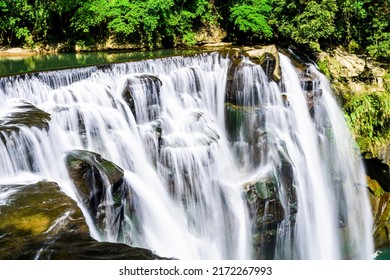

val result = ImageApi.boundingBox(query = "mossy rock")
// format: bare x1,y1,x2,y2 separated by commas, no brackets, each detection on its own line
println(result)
0,181,88,258
368,176,390,249
0,181,164,259
65,150,124,186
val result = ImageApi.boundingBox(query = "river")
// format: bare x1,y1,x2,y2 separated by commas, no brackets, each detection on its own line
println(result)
0,48,213,77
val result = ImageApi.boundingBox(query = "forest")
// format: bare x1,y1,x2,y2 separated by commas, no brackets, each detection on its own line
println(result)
0,0,389,62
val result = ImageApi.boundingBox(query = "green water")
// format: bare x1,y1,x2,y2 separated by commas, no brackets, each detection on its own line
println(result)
376,247,390,260
0,48,209,77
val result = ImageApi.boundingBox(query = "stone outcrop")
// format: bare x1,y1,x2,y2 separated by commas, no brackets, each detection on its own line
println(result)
0,181,162,259
64,150,131,239
368,177,390,249
317,48,387,98
194,23,227,45
0,100,51,133
244,45,281,82
122,74,162,122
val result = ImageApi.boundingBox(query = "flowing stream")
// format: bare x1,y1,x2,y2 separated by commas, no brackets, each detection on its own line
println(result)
0,51,374,259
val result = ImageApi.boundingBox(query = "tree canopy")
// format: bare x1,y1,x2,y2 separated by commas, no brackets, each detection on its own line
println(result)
0,0,389,61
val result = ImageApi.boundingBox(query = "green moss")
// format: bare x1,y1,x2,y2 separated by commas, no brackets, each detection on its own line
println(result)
317,59,331,78
343,92,390,157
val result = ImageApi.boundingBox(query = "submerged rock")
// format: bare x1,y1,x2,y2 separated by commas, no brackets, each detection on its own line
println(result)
0,181,161,259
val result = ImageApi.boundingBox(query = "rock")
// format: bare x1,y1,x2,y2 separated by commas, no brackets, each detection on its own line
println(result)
194,23,228,45
364,158,390,192
225,103,264,167
367,177,390,250
0,181,163,259
317,48,387,97
243,173,295,259
0,48,36,57
244,45,281,82
0,100,51,137
225,54,243,105
122,74,162,122
64,150,129,238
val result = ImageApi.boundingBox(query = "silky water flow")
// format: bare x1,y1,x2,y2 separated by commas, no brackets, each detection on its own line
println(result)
0,52,374,259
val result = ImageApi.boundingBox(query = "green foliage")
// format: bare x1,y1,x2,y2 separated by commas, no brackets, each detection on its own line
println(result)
268,0,338,51
72,0,110,34
230,0,273,40
317,59,331,78
101,0,216,48
0,0,33,46
344,92,390,155
0,0,389,59
292,0,337,45
365,0,390,61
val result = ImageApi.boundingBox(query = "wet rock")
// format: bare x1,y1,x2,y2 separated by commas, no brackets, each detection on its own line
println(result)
243,173,295,259
225,103,264,167
122,74,162,122
244,45,281,82
226,53,243,105
0,181,163,259
64,150,130,238
0,100,51,142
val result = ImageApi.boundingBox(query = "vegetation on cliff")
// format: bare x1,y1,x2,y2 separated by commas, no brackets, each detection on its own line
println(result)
1,0,389,62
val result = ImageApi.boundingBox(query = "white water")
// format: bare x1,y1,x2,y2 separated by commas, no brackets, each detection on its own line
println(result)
0,52,373,259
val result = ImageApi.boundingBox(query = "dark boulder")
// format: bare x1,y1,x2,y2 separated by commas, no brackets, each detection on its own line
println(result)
122,74,162,122
64,150,130,238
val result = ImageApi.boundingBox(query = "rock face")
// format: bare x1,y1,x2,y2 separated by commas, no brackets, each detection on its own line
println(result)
318,48,387,98
64,150,131,240
0,181,161,259
194,23,227,45
0,100,51,142
122,74,162,122
368,177,390,249
243,170,297,259
244,45,281,82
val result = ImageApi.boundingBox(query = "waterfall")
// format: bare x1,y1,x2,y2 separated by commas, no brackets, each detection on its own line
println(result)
0,51,373,259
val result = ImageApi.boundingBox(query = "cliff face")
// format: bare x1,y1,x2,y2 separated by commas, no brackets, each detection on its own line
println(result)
318,48,390,250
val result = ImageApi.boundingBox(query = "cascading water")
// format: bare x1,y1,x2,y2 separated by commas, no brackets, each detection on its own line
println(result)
0,50,373,259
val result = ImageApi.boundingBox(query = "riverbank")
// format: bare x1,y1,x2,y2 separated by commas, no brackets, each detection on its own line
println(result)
0,47,37,57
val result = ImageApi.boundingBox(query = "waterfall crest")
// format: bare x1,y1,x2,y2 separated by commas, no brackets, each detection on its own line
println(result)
0,51,374,259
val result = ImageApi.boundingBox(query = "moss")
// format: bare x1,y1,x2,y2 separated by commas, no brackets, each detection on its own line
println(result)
1,213,51,235
343,92,390,158
317,59,331,78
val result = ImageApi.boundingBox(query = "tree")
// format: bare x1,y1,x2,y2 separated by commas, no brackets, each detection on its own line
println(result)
365,0,390,61
0,0,33,46
230,0,273,42
292,0,338,49
269,0,338,51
